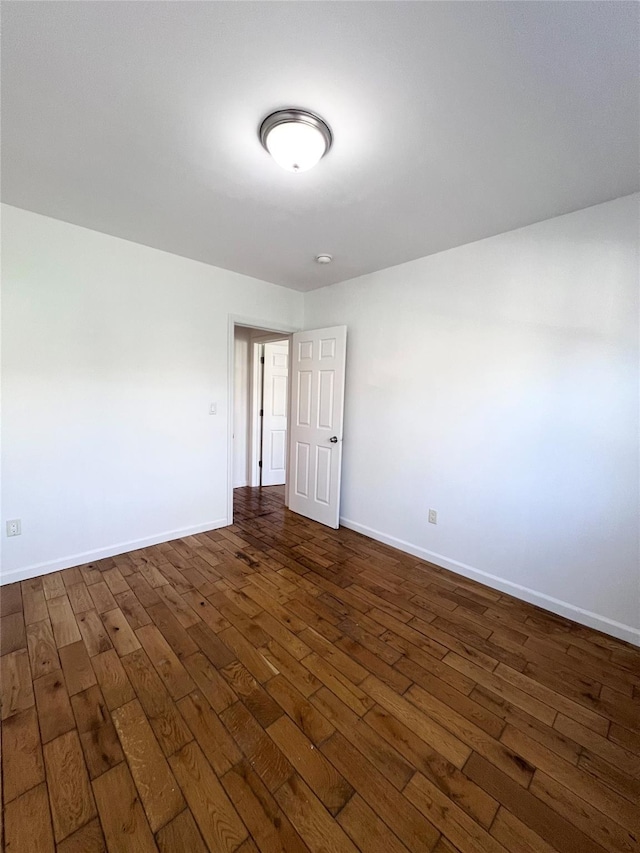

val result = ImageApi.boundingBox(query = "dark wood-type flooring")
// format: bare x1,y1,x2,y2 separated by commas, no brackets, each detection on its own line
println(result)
1,486,639,852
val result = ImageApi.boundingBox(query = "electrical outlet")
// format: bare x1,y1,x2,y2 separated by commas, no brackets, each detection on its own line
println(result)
6,519,21,537
428,509,437,525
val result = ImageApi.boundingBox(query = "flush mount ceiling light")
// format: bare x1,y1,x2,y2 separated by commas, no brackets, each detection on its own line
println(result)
260,109,332,173
315,254,333,264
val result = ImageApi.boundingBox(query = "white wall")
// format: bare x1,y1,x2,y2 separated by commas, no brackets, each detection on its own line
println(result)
304,195,640,644
233,327,252,488
1,205,303,581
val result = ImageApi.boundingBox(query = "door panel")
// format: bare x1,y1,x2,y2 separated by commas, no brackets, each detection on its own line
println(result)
288,326,346,528
261,341,289,486
318,371,335,429
297,371,312,426
295,442,310,497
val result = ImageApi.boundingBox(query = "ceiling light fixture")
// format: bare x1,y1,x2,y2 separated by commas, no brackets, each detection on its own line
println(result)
315,254,333,264
260,109,332,173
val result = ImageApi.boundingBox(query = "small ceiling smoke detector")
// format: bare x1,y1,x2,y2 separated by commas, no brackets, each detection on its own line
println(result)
315,254,333,264
260,109,332,172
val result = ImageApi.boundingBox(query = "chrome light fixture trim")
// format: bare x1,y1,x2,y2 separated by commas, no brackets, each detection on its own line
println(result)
259,109,333,161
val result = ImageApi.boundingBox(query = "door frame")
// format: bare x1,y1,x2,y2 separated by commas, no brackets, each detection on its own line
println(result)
227,315,299,527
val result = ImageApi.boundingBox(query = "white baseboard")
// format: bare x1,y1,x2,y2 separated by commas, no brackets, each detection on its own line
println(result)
0,519,228,586
340,517,640,648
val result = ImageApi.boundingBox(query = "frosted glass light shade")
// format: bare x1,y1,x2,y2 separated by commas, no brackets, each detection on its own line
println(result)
260,110,332,173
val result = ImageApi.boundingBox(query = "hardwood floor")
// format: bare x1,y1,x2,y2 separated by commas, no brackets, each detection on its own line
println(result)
1,485,639,853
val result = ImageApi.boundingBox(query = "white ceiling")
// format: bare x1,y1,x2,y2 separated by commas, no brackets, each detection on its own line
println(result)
2,2,638,291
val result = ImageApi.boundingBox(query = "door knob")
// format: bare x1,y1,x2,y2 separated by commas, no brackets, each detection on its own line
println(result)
329,436,338,443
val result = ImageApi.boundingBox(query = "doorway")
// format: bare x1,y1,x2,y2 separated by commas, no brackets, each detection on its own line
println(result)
228,317,347,530
232,323,291,514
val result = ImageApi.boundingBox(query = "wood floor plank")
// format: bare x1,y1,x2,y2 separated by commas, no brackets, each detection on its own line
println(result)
157,584,200,627
554,715,639,777
102,608,142,656
127,573,162,608
183,591,230,633
89,581,118,614
218,624,276,683
1,611,27,655
1,647,35,719
276,775,360,853
68,583,96,615
183,650,238,713
255,609,312,659
168,741,248,852
364,704,499,830
220,699,294,793
59,639,97,695
493,661,609,734
1,583,23,617
337,793,413,853
43,729,96,841
405,682,535,786
266,672,335,746
26,618,61,679
71,684,124,778
404,772,509,853
116,589,153,630
260,639,321,697
187,620,235,666
112,698,185,832
92,648,136,710
464,752,609,853
177,689,242,776
220,658,283,727
221,759,311,853
92,762,158,853
302,651,374,716
4,782,55,853
267,712,354,815
47,594,82,648
321,731,441,852
121,648,192,756
311,685,417,794
147,602,199,659
136,624,195,700
500,725,640,835
33,669,75,742
56,818,107,853
1,706,45,803
156,809,208,853
61,566,85,589
42,572,66,601
490,808,557,853
22,582,48,625
529,770,638,853
103,568,130,596
77,609,113,656
80,721,125,780
361,674,472,769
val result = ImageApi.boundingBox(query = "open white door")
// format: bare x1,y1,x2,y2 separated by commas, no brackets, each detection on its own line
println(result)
261,341,289,486
288,326,346,528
